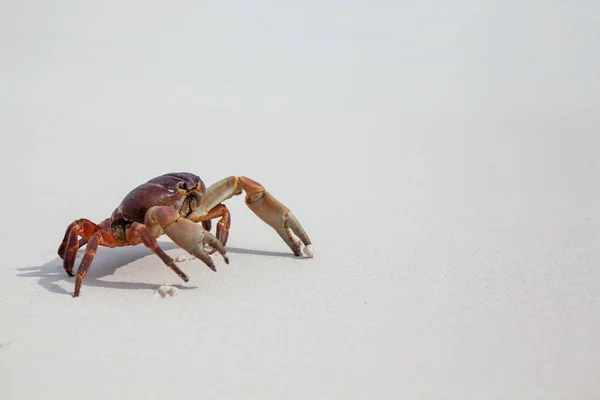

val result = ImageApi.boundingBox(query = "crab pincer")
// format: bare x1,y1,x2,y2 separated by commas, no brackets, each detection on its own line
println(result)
145,206,229,272
239,177,313,258
188,176,314,258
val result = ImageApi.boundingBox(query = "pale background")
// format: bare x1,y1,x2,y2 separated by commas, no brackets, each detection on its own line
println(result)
1,1,599,399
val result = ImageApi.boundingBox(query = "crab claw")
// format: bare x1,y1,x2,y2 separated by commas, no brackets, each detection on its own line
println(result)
165,218,228,271
239,177,313,257
146,206,228,272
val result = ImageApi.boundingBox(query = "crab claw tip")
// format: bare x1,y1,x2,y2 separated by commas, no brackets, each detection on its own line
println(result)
303,244,314,258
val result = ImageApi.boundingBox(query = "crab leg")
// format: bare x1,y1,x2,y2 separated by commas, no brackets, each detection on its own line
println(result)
125,222,190,283
73,230,117,297
145,206,228,272
188,176,313,257
202,204,231,245
195,204,231,254
58,219,105,276
58,218,111,262
77,217,111,249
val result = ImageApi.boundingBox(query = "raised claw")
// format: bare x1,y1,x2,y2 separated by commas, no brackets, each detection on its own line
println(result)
163,217,229,271
239,177,313,257
188,176,313,258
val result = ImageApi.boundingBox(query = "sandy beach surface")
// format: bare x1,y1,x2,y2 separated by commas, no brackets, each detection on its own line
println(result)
2,1,599,399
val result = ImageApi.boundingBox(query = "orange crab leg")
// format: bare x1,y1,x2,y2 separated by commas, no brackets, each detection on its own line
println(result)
76,217,111,249
74,230,117,297
58,218,111,262
195,204,231,249
127,222,189,283
58,219,106,276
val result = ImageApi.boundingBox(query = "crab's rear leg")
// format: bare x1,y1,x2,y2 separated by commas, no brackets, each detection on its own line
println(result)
145,206,228,272
189,177,313,257
76,218,111,250
58,218,111,262
73,230,117,297
58,219,107,276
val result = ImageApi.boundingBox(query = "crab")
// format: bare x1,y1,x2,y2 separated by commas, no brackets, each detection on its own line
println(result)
57,173,313,297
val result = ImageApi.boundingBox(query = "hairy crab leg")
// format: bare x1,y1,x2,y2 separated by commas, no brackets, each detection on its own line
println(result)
145,206,228,272
188,176,313,257
126,222,189,283
74,230,117,297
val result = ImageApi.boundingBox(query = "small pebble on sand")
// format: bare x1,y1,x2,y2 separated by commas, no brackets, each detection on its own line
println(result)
156,285,179,298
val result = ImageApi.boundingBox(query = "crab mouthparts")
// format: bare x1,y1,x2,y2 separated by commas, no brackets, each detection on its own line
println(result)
180,193,202,217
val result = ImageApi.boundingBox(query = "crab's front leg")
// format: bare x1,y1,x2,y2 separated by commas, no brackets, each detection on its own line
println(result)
189,177,313,257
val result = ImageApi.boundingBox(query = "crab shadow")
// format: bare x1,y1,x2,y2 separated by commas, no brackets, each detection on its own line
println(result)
17,243,294,296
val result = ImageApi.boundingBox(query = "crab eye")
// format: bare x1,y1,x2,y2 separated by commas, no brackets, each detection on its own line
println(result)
177,182,188,190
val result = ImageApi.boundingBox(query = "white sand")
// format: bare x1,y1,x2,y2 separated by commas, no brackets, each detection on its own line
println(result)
2,2,600,399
